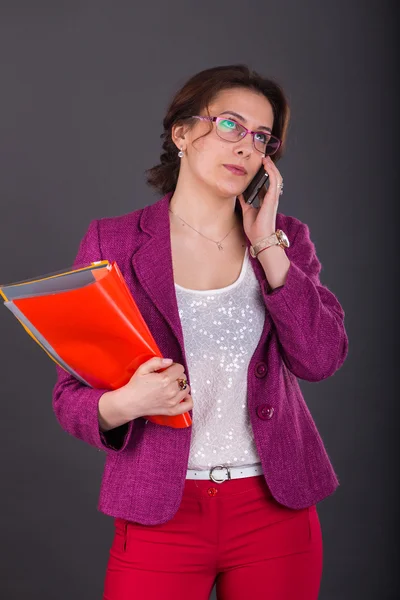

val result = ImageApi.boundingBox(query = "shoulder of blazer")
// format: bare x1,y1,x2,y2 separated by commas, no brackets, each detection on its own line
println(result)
95,202,153,257
93,199,310,262
97,206,142,233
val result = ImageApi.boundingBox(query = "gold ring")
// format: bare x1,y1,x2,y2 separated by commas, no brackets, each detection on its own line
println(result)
177,377,188,391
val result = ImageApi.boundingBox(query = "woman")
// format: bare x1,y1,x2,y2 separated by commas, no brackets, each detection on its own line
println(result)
52,64,348,600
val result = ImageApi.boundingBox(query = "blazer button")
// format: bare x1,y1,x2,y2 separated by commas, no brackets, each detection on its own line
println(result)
255,361,267,378
256,405,275,420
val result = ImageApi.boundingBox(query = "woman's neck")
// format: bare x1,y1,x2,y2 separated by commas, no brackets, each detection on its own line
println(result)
169,184,241,240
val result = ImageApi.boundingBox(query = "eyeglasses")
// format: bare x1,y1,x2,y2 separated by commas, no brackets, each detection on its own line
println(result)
189,115,282,156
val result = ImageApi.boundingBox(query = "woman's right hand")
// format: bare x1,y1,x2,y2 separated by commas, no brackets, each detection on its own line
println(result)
119,357,193,421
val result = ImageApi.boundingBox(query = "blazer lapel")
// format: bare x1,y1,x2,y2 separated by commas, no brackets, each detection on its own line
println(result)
131,192,186,352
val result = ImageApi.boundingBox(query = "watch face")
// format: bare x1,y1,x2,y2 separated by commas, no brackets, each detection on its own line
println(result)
278,230,290,247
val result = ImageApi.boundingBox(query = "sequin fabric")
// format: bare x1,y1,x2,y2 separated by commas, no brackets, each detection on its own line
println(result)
174,247,265,470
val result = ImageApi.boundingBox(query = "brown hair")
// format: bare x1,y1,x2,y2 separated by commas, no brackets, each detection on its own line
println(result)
145,64,291,196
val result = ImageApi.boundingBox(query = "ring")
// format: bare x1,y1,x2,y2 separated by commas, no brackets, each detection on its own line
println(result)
277,181,284,195
177,377,188,391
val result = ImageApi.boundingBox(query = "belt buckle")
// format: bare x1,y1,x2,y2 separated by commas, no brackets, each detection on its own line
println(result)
209,464,231,484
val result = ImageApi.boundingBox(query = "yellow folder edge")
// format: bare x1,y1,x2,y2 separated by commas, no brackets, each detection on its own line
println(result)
14,315,65,369
0,260,109,302
0,259,110,371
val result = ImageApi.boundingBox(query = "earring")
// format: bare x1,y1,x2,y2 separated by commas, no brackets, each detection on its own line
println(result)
178,147,184,158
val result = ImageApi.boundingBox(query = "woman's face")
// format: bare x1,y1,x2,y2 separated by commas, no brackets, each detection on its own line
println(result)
176,87,275,198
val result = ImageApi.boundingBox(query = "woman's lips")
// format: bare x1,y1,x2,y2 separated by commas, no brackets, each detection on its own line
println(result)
223,165,247,176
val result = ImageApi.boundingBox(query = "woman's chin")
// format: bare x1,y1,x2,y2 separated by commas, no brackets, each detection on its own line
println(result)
215,182,245,199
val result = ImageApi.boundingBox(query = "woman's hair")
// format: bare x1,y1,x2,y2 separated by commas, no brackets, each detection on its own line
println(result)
145,64,291,196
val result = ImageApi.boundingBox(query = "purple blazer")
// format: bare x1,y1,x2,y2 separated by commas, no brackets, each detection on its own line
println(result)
52,191,349,525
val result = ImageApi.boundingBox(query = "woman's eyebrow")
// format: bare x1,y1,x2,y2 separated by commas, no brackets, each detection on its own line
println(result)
219,110,272,133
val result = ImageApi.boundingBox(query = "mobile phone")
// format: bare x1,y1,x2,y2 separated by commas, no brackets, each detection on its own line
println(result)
242,165,269,205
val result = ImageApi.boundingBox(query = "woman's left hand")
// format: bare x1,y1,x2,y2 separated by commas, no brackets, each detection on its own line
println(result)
237,155,283,245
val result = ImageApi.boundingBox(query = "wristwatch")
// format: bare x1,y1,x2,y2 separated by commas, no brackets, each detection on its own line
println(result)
249,230,290,258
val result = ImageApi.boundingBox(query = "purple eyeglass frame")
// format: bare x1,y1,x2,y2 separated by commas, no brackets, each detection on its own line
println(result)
189,115,282,155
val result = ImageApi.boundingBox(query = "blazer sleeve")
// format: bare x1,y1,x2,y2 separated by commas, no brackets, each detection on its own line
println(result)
261,220,349,382
51,219,134,453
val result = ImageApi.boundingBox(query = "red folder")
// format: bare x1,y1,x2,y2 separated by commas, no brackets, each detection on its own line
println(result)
0,260,192,428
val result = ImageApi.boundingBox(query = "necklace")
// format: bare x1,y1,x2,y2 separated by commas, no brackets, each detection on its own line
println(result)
168,207,237,251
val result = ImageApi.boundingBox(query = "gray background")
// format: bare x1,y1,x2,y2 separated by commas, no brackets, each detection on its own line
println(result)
0,1,398,598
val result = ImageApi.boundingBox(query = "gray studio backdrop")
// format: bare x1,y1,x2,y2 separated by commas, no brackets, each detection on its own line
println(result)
0,1,398,599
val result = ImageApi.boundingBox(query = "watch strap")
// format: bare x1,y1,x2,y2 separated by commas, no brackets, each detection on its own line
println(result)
250,232,280,258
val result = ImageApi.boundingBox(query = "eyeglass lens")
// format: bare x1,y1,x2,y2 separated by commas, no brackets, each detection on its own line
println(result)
216,118,279,155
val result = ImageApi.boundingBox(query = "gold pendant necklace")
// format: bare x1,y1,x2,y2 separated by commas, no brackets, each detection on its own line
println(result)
168,208,237,251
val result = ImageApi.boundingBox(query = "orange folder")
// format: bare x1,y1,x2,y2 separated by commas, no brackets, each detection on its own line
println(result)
0,260,192,429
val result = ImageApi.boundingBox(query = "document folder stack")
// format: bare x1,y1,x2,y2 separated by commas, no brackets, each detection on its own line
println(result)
0,260,192,428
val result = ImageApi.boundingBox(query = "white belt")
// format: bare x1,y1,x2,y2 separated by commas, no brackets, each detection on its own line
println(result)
186,463,263,484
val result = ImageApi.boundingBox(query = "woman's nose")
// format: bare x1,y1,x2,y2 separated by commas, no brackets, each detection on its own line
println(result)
235,136,254,156
235,143,253,158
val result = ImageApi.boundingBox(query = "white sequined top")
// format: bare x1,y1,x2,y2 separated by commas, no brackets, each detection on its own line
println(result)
174,246,266,470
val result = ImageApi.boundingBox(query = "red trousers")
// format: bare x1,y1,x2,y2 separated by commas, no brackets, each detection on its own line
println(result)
103,474,323,600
